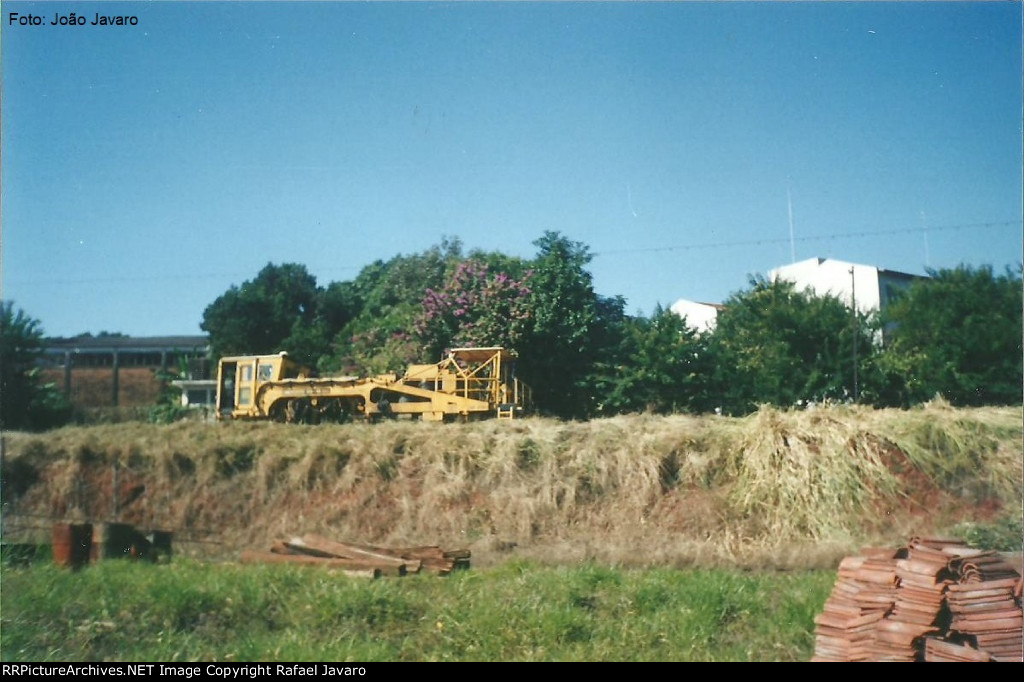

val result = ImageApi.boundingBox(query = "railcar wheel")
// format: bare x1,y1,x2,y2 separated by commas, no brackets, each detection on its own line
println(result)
287,398,313,424
269,401,288,423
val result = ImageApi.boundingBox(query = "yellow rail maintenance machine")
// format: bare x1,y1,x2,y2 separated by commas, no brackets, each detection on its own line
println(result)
215,346,532,423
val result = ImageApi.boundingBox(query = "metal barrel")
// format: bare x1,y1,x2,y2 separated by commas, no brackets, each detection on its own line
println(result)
52,522,93,569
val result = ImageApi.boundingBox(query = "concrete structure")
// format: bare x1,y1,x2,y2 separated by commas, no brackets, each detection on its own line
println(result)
170,379,218,408
669,299,723,334
768,257,925,317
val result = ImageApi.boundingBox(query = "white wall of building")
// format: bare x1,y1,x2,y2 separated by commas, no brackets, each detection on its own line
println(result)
769,257,882,315
669,299,719,333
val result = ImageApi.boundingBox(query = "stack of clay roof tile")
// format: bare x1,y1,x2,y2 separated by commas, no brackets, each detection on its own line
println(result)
812,536,1023,662
870,540,949,661
239,534,471,578
944,549,1024,662
811,547,900,661
923,638,995,662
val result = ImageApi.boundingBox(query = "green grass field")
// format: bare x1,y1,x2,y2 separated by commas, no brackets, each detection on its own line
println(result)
1,559,835,662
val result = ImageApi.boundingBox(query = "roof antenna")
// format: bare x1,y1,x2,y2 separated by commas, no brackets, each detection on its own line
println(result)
787,182,796,263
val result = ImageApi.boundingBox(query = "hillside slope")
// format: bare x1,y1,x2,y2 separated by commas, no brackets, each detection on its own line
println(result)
2,401,1021,569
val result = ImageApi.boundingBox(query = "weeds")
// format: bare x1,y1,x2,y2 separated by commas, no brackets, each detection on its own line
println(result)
954,516,1023,552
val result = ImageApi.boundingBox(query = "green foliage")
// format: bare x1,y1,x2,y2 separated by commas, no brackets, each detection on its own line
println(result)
0,559,834,662
147,361,194,425
518,232,625,419
709,277,877,415
0,301,72,431
594,306,714,415
316,280,363,344
200,263,322,364
321,239,464,374
953,516,1023,553
876,264,1023,407
413,258,533,361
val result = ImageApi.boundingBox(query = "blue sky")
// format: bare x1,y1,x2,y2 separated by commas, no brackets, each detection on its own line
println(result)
2,1,1021,338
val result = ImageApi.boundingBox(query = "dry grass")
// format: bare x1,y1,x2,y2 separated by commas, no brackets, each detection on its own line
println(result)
2,402,1020,570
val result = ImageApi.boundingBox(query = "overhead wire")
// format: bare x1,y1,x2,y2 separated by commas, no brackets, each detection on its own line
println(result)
5,219,1021,286
591,220,1022,256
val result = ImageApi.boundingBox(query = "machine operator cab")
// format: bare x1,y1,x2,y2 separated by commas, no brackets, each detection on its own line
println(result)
216,351,311,419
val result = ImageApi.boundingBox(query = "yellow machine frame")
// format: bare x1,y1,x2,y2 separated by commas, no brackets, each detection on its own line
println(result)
215,347,531,423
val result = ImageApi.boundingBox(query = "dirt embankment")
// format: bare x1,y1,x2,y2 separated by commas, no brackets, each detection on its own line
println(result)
2,403,1021,570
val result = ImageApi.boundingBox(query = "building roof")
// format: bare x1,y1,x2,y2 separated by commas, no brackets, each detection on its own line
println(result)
771,257,925,281
43,335,211,355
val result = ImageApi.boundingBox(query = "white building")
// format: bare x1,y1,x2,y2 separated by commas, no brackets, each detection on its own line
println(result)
768,257,925,316
669,299,723,334
670,257,924,336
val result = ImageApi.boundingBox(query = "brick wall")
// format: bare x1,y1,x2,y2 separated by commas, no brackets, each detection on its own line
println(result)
40,367,164,408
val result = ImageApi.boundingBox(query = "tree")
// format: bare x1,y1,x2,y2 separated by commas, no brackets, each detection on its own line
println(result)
595,306,715,415
201,263,322,364
517,231,624,419
709,276,877,415
0,302,72,431
876,264,1023,407
320,239,464,374
413,258,533,361
318,280,364,341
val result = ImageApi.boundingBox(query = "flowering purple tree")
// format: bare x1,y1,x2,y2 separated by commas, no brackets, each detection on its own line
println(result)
414,259,532,359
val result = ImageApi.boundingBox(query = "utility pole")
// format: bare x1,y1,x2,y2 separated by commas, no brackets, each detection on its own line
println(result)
850,267,858,402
